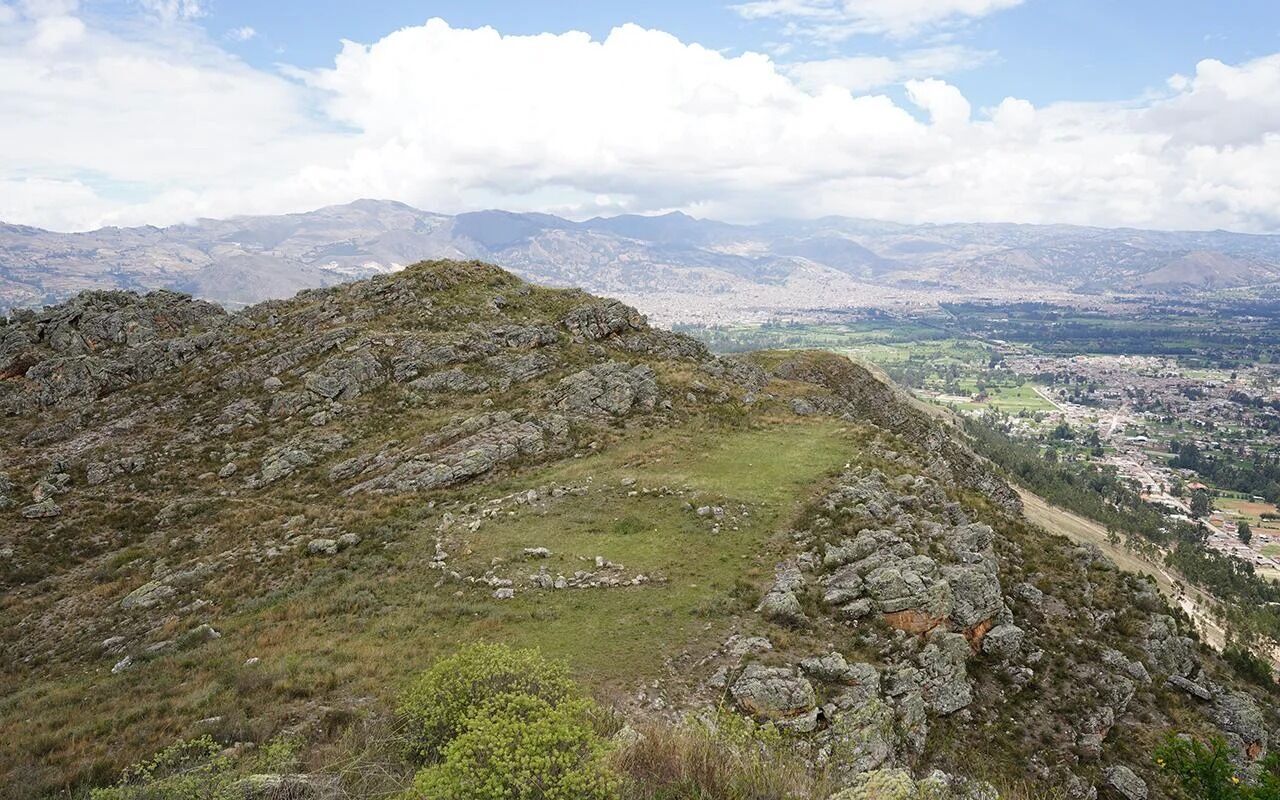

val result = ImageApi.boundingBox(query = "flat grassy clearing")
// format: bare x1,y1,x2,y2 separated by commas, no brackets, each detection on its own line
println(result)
1217,496,1280,523
942,382,1055,414
0,416,864,791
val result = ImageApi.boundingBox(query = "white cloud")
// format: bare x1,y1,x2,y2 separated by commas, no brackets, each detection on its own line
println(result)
4,17,1280,234
731,0,1024,40
905,78,971,126
136,0,203,22
787,45,991,92
29,12,82,49
226,25,256,42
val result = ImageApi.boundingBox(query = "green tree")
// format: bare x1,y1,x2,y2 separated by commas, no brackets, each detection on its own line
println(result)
1191,489,1212,518
1239,520,1254,545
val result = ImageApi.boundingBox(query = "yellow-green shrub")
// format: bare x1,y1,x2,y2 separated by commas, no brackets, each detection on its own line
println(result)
397,643,578,763
407,693,617,800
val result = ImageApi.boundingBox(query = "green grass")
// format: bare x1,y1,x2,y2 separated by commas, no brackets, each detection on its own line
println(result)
0,417,864,793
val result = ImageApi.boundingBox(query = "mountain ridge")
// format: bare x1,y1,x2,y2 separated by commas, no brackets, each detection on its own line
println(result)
6,201,1280,324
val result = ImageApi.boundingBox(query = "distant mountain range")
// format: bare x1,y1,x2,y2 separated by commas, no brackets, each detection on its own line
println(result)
5,199,1280,323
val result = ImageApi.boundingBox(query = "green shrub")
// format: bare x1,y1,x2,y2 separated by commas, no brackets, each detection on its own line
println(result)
90,737,233,800
1223,644,1275,688
408,693,617,800
1155,734,1280,799
89,735,299,800
398,643,577,762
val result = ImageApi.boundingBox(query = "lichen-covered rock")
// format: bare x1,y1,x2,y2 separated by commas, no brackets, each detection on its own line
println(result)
1212,690,1268,760
758,562,808,626
561,299,646,341
982,623,1025,660
942,563,1002,629
917,629,972,715
345,412,570,493
827,698,896,777
829,768,995,800
545,361,658,417
1101,765,1147,800
20,498,62,519
120,580,177,611
730,664,816,725
1142,615,1198,678
409,368,490,394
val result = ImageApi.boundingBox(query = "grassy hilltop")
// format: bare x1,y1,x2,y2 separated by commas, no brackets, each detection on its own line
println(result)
0,261,1274,799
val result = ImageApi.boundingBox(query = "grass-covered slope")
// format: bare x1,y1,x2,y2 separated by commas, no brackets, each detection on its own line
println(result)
0,261,1275,799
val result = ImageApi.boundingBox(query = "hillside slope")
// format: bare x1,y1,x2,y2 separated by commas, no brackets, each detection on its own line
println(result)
0,261,1275,798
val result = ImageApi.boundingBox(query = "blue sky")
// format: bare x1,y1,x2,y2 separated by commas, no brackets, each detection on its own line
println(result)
4,0,1280,232
177,0,1280,108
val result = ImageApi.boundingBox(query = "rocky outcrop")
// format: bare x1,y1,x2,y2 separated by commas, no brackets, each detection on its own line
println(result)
1,290,226,415
561,300,646,341
1101,765,1147,800
545,361,658,418
729,664,817,730
342,411,571,494
829,768,997,800
757,561,808,626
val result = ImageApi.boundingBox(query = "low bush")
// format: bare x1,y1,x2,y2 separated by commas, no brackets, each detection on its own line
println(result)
397,642,577,763
408,693,617,800
1155,733,1280,799
89,735,298,800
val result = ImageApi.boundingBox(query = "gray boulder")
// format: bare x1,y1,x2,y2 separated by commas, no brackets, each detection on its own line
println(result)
308,538,339,556
917,629,973,715
827,699,896,777
730,664,817,724
1212,690,1268,759
545,361,658,418
20,499,62,519
942,564,1002,629
561,300,646,341
1102,766,1147,800
1142,615,1198,678
982,623,1025,660
758,562,808,626
121,580,177,611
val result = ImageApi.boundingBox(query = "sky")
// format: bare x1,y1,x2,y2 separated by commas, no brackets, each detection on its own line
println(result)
2,1,1280,232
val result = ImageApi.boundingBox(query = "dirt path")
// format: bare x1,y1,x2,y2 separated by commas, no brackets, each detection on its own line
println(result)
1017,488,1232,652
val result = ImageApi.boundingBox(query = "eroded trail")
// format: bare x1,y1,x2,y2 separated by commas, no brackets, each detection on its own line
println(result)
1017,488,1237,654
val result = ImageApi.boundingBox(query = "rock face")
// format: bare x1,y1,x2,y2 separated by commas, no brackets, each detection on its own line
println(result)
343,412,570,494
1102,765,1147,800
730,664,817,728
1,289,226,415
545,361,658,418
561,300,646,341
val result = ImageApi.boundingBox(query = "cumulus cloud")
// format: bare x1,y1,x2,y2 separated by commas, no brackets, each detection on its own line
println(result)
226,25,256,42
3,16,1280,234
731,0,1024,40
